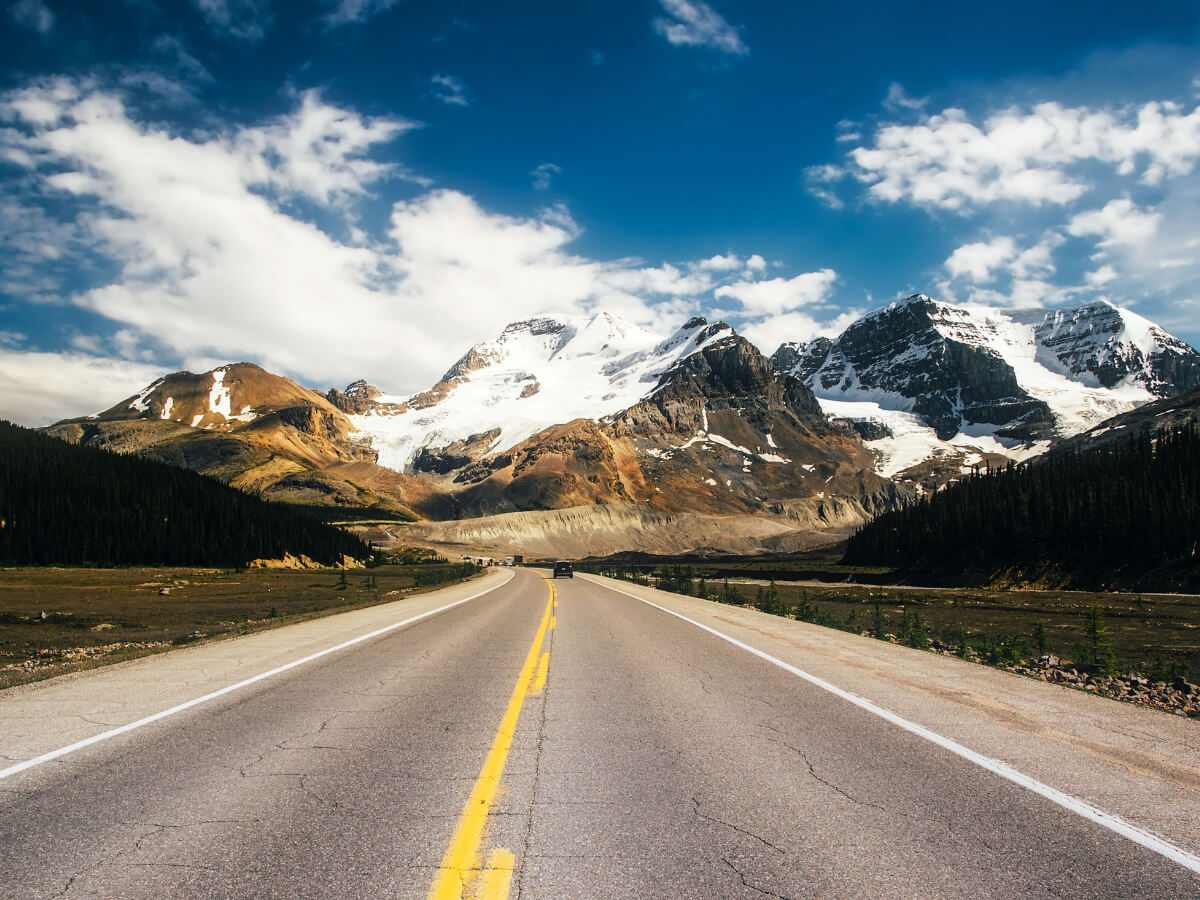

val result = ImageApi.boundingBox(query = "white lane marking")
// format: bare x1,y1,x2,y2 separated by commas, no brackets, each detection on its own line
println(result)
0,572,514,782
586,575,1200,876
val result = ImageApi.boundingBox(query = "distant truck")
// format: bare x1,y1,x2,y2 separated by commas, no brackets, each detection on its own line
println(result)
502,555,523,567
504,556,514,567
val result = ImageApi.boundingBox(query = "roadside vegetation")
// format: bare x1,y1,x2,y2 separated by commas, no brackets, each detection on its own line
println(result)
0,421,370,567
845,424,1200,592
0,559,480,689
583,563,1200,717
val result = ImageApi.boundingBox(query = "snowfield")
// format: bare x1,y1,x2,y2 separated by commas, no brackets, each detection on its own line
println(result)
351,313,734,471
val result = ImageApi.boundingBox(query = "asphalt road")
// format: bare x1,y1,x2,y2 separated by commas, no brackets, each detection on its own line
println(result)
2,568,1199,898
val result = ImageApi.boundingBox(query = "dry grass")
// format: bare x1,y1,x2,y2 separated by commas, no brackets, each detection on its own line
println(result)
0,565,478,689
744,581,1200,677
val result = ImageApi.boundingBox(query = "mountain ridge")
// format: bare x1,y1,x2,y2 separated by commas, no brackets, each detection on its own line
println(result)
41,297,1199,555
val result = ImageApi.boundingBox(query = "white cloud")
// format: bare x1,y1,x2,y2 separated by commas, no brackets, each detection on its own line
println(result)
944,232,1062,283
1067,197,1161,251
652,0,746,55
0,349,166,426
741,308,862,357
714,269,837,315
1009,232,1063,278
8,0,53,34
884,82,926,112
845,100,1200,211
322,0,398,26
0,80,766,413
695,253,742,271
531,162,560,191
191,0,271,42
1086,265,1118,286
834,119,861,143
745,254,766,272
945,237,1017,283
804,163,846,209
429,74,469,107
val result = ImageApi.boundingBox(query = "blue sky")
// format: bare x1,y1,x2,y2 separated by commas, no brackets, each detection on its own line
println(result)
1,0,1199,424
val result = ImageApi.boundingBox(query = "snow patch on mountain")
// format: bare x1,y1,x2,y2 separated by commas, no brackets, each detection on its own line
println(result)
819,397,1048,478
128,380,161,413
209,368,232,418
351,312,735,471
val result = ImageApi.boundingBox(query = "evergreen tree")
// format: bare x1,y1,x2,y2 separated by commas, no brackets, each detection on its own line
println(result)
0,421,370,567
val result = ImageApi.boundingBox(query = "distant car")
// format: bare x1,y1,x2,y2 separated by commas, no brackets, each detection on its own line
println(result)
553,561,573,578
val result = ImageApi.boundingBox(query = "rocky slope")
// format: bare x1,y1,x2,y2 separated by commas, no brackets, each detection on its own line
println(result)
341,315,900,523
46,364,416,518
47,317,904,554
772,295,1200,492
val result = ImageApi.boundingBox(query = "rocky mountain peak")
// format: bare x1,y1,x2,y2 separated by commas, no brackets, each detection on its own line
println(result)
327,379,382,415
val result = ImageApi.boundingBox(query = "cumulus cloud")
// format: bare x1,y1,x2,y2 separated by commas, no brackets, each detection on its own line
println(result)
741,308,863,357
1067,197,1161,251
695,253,742,272
190,0,272,42
843,100,1200,211
1086,265,1118,286
944,233,1061,283
652,0,746,55
429,74,469,107
0,79,789,420
945,237,1018,283
8,0,54,34
714,269,837,315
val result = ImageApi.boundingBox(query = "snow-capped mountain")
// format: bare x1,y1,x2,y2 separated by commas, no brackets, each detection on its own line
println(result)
342,312,737,472
771,295,1200,486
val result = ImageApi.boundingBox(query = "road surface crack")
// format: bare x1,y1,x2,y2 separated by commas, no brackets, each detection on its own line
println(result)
766,738,884,811
720,856,798,900
48,874,77,899
692,797,786,854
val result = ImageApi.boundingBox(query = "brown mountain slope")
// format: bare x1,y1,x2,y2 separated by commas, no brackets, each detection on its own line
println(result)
46,364,417,520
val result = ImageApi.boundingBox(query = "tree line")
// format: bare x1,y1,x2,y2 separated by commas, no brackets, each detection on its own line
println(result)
843,424,1200,589
0,421,370,567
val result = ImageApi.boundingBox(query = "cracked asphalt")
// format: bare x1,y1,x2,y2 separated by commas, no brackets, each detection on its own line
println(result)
2,568,1199,898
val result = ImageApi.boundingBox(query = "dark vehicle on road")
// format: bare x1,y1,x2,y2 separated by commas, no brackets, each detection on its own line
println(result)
553,561,573,578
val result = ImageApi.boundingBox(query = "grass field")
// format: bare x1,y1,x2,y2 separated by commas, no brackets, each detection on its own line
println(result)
0,564,479,689
721,579,1200,679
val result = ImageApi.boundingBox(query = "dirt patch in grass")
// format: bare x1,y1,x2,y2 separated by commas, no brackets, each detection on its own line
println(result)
0,565,480,689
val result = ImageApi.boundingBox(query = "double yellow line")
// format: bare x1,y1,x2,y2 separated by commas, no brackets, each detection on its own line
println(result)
427,578,557,900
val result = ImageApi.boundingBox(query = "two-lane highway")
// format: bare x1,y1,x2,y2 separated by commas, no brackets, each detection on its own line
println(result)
2,568,1199,898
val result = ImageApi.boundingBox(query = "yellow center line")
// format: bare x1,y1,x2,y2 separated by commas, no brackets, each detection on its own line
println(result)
475,849,514,899
529,652,550,695
426,579,554,900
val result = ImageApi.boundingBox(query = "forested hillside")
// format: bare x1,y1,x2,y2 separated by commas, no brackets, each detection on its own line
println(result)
0,421,370,567
844,425,1200,590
